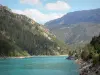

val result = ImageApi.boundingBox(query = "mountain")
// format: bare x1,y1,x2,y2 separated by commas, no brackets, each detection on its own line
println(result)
0,5,68,56
45,8,100,29
45,8,100,44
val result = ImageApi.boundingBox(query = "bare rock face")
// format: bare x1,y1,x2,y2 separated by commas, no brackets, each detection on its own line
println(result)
80,60,100,75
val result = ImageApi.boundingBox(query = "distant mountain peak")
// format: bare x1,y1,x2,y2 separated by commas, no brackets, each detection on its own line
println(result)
45,8,100,44
45,8,100,29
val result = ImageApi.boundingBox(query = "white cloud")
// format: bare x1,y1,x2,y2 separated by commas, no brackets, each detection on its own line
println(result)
12,9,64,24
45,1,71,11
20,0,41,5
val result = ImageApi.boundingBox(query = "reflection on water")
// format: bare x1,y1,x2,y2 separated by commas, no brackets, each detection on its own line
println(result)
0,56,79,75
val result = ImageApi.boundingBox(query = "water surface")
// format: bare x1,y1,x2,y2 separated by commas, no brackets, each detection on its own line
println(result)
0,56,79,75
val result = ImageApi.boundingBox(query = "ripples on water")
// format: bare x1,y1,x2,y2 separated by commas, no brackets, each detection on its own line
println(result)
0,56,79,75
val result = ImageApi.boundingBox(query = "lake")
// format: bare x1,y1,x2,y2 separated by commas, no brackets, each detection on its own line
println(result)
0,56,79,75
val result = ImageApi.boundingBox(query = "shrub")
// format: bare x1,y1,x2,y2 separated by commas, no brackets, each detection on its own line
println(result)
93,53,100,65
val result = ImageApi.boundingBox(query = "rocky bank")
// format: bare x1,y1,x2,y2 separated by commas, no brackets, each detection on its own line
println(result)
79,59,100,75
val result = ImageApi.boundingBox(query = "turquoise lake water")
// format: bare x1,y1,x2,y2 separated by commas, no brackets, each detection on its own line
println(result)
0,56,79,75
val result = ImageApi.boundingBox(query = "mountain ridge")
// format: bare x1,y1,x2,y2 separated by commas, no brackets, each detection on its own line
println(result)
45,8,100,29
45,8,100,44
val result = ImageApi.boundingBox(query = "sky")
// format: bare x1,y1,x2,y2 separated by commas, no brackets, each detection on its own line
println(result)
0,0,100,24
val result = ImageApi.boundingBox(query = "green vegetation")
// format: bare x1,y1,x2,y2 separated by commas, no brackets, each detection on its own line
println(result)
0,33,30,57
68,34,100,65
0,5,68,57
81,34,100,65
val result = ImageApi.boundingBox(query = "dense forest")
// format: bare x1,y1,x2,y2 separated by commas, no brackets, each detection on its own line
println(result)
81,34,100,64
0,5,68,57
70,34,100,65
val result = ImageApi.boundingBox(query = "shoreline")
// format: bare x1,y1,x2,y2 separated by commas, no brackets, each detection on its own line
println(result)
0,56,33,59
0,55,68,59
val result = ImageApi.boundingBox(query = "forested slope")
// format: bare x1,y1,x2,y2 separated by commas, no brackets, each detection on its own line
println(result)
0,5,68,56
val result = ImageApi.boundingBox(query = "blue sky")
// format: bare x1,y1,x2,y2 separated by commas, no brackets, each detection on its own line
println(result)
0,0,100,24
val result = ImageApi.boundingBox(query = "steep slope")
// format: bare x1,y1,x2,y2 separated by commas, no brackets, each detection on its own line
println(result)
80,34,100,75
45,8,100,44
0,32,29,57
0,5,68,56
50,23,100,44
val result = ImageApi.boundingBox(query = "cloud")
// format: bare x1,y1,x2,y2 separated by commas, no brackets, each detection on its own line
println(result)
45,1,71,11
12,9,64,24
20,0,41,5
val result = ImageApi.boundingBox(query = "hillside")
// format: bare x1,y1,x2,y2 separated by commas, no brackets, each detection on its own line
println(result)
45,8,100,44
0,5,68,56
80,34,100,75
48,23,100,44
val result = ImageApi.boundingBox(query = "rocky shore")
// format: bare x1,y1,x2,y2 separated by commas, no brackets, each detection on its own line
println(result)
79,59,100,75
